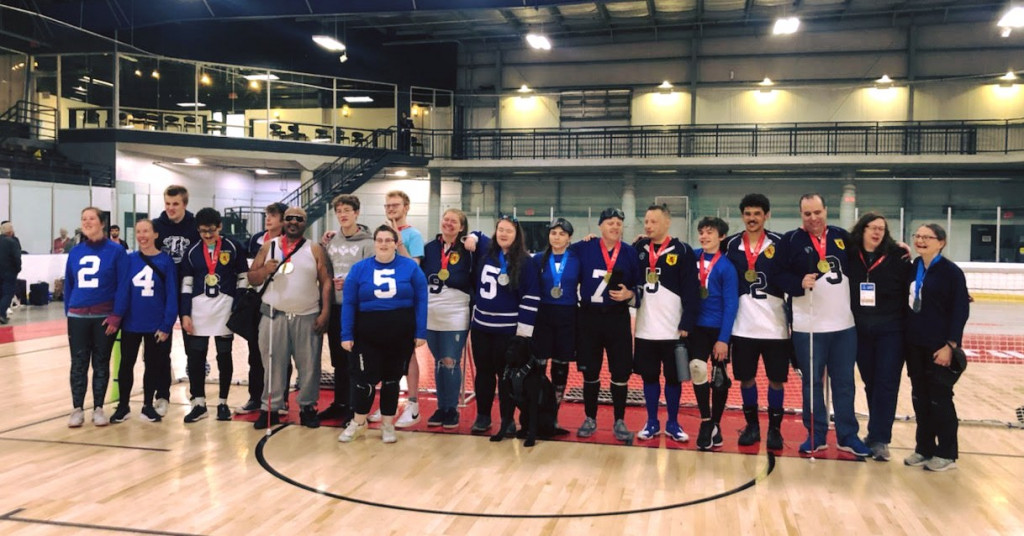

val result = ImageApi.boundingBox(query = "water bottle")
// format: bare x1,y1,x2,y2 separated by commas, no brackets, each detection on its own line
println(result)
675,340,691,382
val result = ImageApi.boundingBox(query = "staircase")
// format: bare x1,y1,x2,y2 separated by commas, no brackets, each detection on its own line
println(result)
0,101,57,146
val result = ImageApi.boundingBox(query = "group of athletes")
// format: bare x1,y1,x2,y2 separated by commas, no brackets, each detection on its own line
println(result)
60,184,969,472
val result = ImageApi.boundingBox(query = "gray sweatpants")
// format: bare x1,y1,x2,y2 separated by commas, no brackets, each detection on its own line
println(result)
258,311,322,412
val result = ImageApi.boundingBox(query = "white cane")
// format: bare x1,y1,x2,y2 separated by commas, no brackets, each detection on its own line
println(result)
265,303,274,436
808,281,816,462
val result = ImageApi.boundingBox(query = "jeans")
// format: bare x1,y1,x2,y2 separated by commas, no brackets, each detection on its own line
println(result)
792,327,859,443
426,329,468,410
855,320,905,444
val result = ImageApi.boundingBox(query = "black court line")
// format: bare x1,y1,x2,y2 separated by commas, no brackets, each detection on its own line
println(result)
0,508,205,536
0,412,72,435
0,436,171,452
0,344,68,360
256,425,776,518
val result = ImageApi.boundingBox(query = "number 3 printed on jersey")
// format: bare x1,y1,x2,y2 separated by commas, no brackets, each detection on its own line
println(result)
77,255,101,288
374,268,397,299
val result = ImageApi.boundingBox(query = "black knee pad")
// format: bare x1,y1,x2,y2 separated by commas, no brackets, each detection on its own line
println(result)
550,361,569,387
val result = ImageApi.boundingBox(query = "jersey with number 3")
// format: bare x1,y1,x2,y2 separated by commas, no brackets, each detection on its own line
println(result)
64,239,130,316
123,251,178,334
341,255,428,341
778,225,856,334
724,231,789,340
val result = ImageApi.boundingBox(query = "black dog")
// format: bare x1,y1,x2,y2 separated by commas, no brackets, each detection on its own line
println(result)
490,336,569,447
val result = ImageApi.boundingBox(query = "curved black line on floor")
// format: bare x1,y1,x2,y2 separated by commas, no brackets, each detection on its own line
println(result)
256,424,776,518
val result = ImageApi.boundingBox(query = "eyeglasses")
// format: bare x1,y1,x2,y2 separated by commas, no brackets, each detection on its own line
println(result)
284,215,305,223
498,213,519,223
866,225,887,232
375,237,396,244
198,227,218,235
912,234,938,241
384,203,404,210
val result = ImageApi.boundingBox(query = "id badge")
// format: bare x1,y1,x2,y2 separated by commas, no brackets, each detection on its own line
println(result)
859,282,876,307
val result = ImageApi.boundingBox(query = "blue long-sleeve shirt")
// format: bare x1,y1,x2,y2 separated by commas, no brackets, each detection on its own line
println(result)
906,255,970,349
471,241,541,336
341,255,428,341
534,248,582,306
695,249,739,343
123,251,179,334
64,239,130,318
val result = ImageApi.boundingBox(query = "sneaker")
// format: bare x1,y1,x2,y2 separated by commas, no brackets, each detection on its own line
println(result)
637,420,660,440
712,423,724,447
442,408,460,429
183,404,208,423
367,408,382,423
665,421,690,442
338,420,367,442
299,406,320,428
381,423,397,444
837,437,871,457
577,417,597,438
395,400,420,428
216,404,231,421
470,415,492,433
613,419,632,442
501,421,517,438
317,404,347,421
93,407,109,427
68,408,85,428
110,406,131,424
235,399,260,415
924,456,957,472
766,427,784,451
154,398,169,417
0,316,9,324
738,424,761,446
696,421,715,450
253,410,281,430
427,409,446,427
799,437,828,454
140,406,162,422
904,452,931,467
871,442,892,462
277,404,290,416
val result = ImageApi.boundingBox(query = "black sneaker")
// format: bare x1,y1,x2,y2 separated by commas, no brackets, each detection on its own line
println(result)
299,406,320,428
216,404,231,421
766,427,784,451
140,405,161,422
236,399,260,415
442,408,460,429
470,415,491,433
426,409,446,427
317,404,347,421
696,421,715,451
253,410,280,430
110,406,131,424
712,423,723,447
738,423,761,446
183,404,208,423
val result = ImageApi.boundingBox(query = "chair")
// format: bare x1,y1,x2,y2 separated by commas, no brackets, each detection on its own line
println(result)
351,131,365,145
334,127,349,144
83,110,101,128
269,123,283,138
410,136,424,155
163,115,181,131
287,124,307,141
118,112,130,127
314,128,331,141
183,115,197,132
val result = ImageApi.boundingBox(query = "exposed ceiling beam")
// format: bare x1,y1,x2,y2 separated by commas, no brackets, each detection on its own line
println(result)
596,2,612,31
499,9,524,32
548,6,569,32
743,0,755,22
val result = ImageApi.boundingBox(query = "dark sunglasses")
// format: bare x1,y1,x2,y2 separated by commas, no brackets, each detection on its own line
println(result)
284,215,305,223
498,213,518,223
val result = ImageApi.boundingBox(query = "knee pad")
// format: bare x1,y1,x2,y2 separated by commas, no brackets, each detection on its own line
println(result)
690,360,709,385
712,366,732,392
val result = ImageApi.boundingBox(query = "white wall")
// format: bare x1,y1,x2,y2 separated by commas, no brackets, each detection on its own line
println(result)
0,179,114,255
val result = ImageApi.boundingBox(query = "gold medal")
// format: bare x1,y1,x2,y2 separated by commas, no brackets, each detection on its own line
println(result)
646,271,658,284
438,269,450,281
817,260,830,273
700,287,709,299
204,273,218,286
744,270,757,283
281,262,294,274
550,287,563,299
497,273,510,286
603,272,611,284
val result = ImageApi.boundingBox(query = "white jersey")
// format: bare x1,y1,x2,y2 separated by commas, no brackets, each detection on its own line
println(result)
725,231,789,340
427,286,472,331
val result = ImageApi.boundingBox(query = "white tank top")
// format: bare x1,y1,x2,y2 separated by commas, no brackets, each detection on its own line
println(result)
261,239,320,315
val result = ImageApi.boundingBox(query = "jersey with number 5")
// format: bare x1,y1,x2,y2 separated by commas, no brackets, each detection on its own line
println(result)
64,239,130,317
724,231,789,340
341,255,428,341
123,251,178,334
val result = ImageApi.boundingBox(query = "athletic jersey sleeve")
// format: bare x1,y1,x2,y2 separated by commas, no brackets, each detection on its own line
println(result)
340,260,363,342
677,245,701,333
947,262,971,346
160,255,179,333
232,239,251,289
716,256,739,343
516,255,541,337
112,246,131,318
411,260,429,339
179,246,196,317
775,231,807,298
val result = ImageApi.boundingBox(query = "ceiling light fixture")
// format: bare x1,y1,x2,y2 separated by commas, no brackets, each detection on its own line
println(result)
999,71,1018,87
244,73,279,81
339,52,348,63
134,69,142,77
526,33,552,50
874,74,894,89
998,7,1024,30
343,96,373,103
200,73,212,85
176,102,207,108
151,70,160,79
772,17,800,35
658,80,674,94
78,76,113,87
394,169,408,177
312,35,346,52
254,169,273,175
184,157,201,165
758,77,775,92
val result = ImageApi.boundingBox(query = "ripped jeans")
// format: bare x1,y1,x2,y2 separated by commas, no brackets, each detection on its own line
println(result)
426,330,469,410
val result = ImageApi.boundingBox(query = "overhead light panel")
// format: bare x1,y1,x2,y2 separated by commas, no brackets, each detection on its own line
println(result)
176,102,207,108
254,169,273,175
773,17,800,35
394,169,408,177
343,96,373,103
525,33,552,50
999,71,1018,87
997,7,1024,29
312,35,346,52
244,73,279,81
874,74,894,89
184,157,201,165
79,76,113,87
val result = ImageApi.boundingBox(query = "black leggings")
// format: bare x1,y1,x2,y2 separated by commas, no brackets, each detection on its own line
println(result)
185,334,234,401
119,331,172,407
351,309,415,416
469,329,514,419
68,317,117,409
327,305,352,409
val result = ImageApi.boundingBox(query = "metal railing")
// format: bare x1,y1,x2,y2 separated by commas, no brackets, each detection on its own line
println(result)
0,101,58,142
415,118,1024,160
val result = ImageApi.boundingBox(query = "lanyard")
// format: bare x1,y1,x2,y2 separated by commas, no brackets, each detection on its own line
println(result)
600,240,621,274
647,237,671,274
915,254,941,303
499,250,508,275
859,251,887,282
440,240,453,271
203,238,222,277
699,251,722,289
743,232,766,272
808,227,828,262
549,252,565,289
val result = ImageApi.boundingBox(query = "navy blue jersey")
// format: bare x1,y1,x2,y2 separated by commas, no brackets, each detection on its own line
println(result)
694,249,739,342
724,230,790,340
123,251,179,334
341,255,428,341
422,235,477,296
570,239,642,306
64,239,131,317
247,230,268,258
778,225,856,333
179,238,249,317
534,249,582,306
634,237,700,339
471,247,540,336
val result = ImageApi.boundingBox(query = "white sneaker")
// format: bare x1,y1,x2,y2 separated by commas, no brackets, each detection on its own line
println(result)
154,398,169,417
93,407,109,427
395,401,420,428
367,408,382,423
381,423,397,444
338,420,367,443
68,408,85,428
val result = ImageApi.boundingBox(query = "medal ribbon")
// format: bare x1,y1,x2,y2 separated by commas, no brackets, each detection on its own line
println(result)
699,251,722,290
499,251,508,276
647,237,671,275
807,227,828,269
440,240,453,272
204,237,222,281
914,254,942,304
600,240,621,276
549,252,565,290
859,251,887,282
743,232,766,273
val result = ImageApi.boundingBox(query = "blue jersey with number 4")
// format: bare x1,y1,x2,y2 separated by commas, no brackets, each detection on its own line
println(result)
123,251,179,334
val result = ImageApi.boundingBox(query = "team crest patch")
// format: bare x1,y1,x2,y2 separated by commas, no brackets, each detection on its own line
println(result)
834,238,845,250
765,245,775,259
666,253,678,266
219,252,231,265
449,252,460,265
